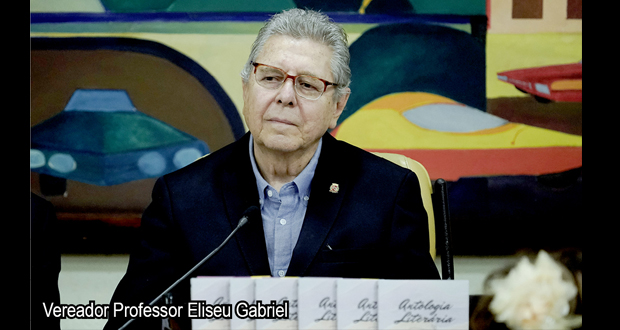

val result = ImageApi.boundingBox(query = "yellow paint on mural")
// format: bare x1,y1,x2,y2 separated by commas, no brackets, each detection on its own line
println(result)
363,92,459,114
358,0,373,14
551,79,582,91
486,33,582,99
334,92,583,150
30,0,105,12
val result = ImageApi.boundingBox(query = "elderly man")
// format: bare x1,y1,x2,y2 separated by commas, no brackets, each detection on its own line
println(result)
105,8,439,329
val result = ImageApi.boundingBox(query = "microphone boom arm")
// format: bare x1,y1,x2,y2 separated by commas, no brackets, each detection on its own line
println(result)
118,211,253,330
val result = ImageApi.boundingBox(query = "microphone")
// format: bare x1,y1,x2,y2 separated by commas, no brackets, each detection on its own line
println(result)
118,205,260,330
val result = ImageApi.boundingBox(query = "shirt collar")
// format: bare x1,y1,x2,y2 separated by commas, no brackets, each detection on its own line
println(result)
249,134,321,200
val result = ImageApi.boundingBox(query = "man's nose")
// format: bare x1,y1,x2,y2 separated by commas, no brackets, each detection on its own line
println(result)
277,77,297,106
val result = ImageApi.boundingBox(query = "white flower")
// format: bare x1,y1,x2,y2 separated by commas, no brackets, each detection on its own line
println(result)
487,250,582,330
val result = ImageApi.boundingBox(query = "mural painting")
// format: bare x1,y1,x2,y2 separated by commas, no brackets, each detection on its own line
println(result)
30,0,581,255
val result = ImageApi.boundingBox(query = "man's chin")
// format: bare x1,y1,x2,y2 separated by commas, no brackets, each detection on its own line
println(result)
262,139,302,153
256,134,313,155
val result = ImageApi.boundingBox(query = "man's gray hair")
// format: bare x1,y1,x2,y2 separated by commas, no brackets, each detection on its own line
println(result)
240,8,351,101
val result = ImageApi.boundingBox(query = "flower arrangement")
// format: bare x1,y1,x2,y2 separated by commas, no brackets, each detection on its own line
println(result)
487,250,582,330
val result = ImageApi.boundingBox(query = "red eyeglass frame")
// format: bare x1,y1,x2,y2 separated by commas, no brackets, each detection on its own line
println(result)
251,61,338,93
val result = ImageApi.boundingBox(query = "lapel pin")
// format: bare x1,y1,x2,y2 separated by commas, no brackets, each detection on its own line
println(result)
329,183,339,193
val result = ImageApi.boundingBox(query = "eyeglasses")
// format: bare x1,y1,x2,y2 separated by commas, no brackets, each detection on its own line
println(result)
251,61,338,101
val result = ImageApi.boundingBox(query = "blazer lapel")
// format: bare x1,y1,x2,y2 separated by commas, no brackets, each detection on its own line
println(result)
221,133,271,276
286,133,349,276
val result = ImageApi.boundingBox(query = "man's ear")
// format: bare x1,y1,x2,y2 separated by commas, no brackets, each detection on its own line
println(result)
329,87,350,129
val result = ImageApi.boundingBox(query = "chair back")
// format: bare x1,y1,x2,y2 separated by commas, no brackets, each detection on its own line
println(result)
372,152,436,260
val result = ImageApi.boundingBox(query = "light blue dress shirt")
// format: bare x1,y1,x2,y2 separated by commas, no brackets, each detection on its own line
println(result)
249,135,322,277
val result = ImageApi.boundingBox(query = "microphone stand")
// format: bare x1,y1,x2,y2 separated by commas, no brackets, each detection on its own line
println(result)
118,210,254,330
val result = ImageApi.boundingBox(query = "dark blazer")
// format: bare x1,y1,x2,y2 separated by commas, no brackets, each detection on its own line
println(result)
105,132,439,329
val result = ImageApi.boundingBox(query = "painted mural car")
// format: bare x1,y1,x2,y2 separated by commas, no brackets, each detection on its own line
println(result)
497,61,582,103
30,89,210,186
332,92,582,182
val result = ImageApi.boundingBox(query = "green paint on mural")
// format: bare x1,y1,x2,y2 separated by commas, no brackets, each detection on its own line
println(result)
167,0,296,12
408,0,486,15
30,22,269,34
97,0,485,15
101,0,296,12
